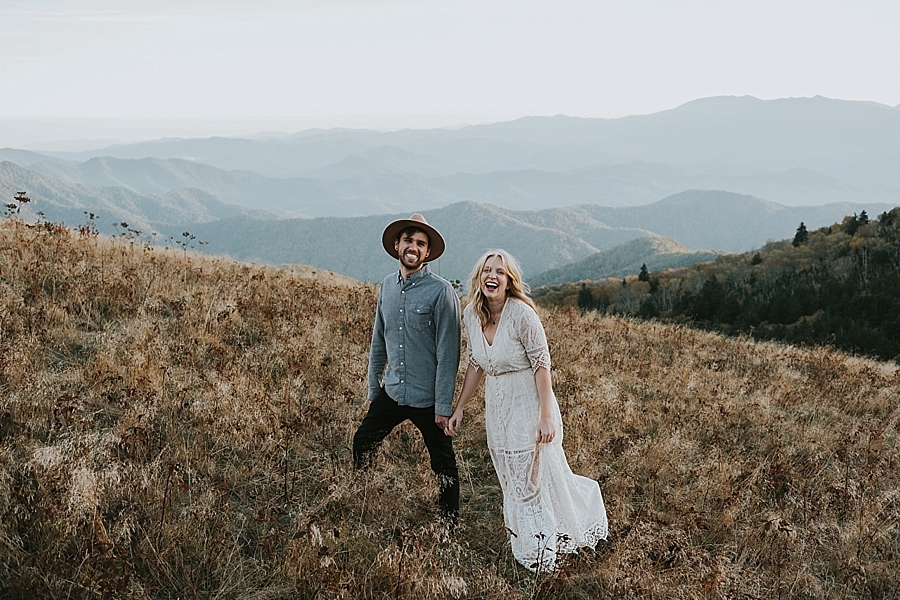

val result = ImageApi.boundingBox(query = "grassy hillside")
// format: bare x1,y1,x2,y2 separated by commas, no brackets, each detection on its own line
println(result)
1,219,899,598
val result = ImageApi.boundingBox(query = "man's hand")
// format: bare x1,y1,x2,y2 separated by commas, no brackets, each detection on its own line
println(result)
435,414,450,432
445,409,464,437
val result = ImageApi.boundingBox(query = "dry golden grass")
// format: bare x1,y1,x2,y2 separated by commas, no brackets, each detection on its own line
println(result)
1,219,899,599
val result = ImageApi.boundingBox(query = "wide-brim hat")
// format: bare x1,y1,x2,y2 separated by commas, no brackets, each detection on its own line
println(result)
382,213,445,262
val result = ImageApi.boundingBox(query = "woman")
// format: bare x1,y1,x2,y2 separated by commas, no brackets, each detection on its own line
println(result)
446,249,608,571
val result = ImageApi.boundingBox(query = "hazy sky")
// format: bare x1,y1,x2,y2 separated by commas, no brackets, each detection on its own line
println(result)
2,0,900,144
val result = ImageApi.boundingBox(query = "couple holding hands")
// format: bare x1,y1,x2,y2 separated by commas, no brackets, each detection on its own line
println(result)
352,213,608,572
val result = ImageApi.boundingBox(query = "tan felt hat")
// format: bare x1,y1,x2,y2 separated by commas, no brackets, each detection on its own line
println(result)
381,213,445,262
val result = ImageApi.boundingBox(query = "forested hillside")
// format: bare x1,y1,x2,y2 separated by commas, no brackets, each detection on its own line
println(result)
536,208,900,361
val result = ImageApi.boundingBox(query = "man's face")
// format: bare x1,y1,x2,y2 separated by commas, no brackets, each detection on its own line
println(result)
395,230,431,272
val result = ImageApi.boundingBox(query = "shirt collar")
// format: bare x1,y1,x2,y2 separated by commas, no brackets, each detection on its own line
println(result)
396,262,431,284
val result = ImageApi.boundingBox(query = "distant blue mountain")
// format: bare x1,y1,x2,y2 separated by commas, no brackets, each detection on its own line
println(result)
15,96,896,213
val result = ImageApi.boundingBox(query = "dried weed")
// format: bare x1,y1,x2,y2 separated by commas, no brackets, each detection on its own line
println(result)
1,221,898,598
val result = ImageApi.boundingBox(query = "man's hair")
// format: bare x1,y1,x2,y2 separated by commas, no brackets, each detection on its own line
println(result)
397,226,431,247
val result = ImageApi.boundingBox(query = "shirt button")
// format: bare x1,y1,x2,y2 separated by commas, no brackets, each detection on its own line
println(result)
400,309,403,313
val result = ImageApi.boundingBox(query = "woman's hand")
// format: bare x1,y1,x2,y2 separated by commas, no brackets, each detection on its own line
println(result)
445,409,464,437
536,416,556,444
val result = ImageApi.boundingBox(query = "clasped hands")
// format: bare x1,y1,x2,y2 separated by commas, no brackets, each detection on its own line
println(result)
442,410,555,444
442,409,464,437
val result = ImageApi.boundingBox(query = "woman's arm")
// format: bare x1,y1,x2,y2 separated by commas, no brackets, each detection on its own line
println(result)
512,302,556,444
445,363,484,437
534,366,556,443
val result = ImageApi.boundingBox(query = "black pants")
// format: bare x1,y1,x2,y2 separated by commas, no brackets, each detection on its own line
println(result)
353,387,460,520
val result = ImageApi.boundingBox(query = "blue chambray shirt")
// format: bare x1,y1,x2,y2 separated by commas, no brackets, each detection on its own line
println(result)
367,263,461,416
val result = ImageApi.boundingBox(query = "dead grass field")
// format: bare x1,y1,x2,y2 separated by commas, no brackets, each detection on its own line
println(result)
1,220,899,599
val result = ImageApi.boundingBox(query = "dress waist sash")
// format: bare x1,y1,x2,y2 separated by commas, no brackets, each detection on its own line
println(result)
487,365,531,377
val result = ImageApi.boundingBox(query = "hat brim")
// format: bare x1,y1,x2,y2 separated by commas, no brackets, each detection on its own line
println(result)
382,218,445,262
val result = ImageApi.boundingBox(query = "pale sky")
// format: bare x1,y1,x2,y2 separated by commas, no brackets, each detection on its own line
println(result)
2,0,899,145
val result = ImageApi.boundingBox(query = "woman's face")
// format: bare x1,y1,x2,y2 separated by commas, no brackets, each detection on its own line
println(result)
480,255,509,303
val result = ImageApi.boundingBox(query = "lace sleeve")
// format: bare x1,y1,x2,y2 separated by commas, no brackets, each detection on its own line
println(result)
463,306,482,371
466,335,480,370
511,300,551,372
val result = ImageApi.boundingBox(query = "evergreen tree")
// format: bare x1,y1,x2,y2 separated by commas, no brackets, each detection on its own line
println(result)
792,222,809,247
638,263,650,282
577,283,593,311
877,209,900,244
694,275,724,321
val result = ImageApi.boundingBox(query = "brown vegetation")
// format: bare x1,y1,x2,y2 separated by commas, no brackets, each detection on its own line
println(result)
1,218,899,598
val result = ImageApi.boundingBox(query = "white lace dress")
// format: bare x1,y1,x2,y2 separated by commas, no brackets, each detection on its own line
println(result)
463,298,608,571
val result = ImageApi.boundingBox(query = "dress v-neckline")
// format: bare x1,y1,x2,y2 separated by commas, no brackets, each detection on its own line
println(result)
482,302,506,348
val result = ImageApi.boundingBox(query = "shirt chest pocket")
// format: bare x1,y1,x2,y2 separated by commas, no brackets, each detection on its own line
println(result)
409,305,434,331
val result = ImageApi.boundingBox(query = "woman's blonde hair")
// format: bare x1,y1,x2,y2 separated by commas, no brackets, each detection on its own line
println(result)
467,249,536,327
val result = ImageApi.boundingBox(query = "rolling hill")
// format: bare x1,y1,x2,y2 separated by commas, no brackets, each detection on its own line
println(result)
566,190,897,253
2,158,893,282
177,194,896,282
530,236,724,286
24,156,386,218
301,145,466,179
19,154,888,217
172,201,608,283
0,161,270,233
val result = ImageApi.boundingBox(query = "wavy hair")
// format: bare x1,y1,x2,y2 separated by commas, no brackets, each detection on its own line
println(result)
467,249,536,327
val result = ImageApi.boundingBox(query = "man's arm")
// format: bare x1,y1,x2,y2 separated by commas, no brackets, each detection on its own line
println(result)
367,288,387,402
432,281,461,418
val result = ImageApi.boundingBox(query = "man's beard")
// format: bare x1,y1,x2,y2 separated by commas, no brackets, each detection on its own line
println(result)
400,251,425,270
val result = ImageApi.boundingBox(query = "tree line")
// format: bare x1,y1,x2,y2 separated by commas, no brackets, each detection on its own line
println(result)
534,208,900,362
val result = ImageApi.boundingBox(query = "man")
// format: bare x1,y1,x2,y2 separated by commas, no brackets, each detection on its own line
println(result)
352,213,461,526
